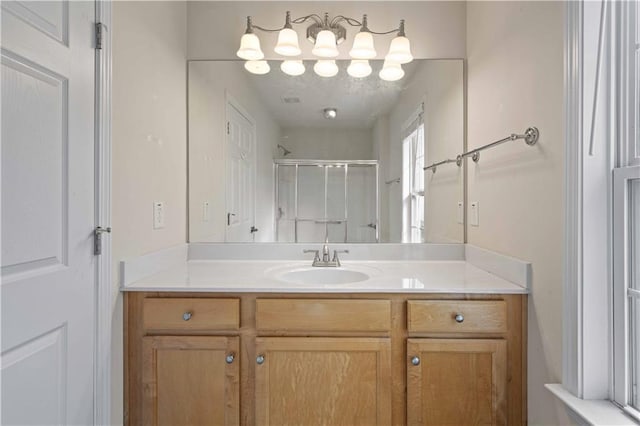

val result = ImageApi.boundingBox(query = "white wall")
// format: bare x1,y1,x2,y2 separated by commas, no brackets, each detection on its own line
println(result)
466,2,570,424
189,61,281,242
111,2,187,423
384,60,464,243
187,1,466,60
279,127,374,160
372,115,391,242
422,61,464,244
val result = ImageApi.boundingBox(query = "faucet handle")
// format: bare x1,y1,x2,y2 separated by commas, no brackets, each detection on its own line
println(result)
332,249,349,266
303,249,321,262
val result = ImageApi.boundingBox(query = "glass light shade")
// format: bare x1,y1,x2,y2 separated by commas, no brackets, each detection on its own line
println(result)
379,60,404,81
312,30,339,58
313,60,339,77
349,31,376,59
347,59,372,78
281,60,305,76
237,33,264,60
386,36,413,64
274,28,301,56
244,60,270,75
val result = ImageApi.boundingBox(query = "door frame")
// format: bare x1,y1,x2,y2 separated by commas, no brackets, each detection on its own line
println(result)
224,92,257,242
95,0,112,424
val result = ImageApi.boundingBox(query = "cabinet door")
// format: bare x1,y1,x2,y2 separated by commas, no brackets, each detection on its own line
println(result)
255,337,391,426
142,336,239,426
407,339,507,426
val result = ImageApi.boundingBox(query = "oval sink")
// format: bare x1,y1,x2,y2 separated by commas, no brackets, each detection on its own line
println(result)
277,268,370,285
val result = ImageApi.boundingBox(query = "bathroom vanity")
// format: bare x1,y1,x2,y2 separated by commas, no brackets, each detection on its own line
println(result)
123,249,528,426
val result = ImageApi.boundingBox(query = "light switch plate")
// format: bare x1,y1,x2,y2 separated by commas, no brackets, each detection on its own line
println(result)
203,201,210,222
470,201,479,226
457,201,464,224
153,201,165,229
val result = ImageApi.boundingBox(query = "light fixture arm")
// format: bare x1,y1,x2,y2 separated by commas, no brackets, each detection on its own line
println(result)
246,12,404,36
249,12,324,33
244,16,255,34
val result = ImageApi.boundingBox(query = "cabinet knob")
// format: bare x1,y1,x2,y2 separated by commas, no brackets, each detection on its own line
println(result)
455,313,464,323
182,312,192,321
411,356,420,366
225,353,235,364
256,355,265,365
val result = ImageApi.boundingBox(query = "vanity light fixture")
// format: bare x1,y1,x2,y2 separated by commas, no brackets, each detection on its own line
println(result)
347,59,372,78
379,59,405,81
238,11,413,79
314,60,339,77
281,60,306,76
244,60,270,75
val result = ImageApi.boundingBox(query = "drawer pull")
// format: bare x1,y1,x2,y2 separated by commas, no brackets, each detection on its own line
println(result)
225,353,235,364
411,356,421,366
182,312,193,321
454,313,464,323
256,355,265,365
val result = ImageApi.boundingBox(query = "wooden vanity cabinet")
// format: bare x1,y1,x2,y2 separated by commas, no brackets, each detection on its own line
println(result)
125,293,526,426
142,335,240,426
126,296,241,426
254,337,392,425
406,338,507,425
254,299,393,425
406,298,524,426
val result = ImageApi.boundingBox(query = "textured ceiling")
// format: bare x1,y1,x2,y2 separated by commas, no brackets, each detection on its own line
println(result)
243,59,422,129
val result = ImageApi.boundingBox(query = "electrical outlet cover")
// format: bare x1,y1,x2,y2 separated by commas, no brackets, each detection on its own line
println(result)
153,201,165,229
470,201,479,226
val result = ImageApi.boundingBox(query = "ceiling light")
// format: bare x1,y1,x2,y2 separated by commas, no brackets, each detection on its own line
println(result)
236,17,265,61
237,12,411,80
244,60,270,75
314,60,339,77
347,59,372,78
323,108,338,119
281,60,305,76
379,60,404,81
274,12,301,56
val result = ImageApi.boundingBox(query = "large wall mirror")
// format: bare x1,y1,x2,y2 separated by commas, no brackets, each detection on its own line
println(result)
188,59,464,243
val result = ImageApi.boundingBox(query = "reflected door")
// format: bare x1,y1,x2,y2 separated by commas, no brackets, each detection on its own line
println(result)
225,101,256,242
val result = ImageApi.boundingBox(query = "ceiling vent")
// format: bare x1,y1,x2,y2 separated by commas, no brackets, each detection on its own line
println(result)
281,96,301,104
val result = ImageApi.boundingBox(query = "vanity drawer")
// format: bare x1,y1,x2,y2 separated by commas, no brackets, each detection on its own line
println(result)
256,299,391,332
142,298,240,332
407,300,507,334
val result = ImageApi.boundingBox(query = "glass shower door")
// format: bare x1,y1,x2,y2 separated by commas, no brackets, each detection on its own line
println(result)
275,161,378,243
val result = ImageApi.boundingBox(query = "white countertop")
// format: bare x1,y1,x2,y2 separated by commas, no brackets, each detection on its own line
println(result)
122,260,528,294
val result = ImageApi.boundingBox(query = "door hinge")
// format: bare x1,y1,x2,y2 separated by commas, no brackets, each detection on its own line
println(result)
94,226,111,255
95,22,104,50
227,122,230,135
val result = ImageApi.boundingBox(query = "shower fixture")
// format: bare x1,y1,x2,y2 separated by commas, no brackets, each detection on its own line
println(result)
277,144,292,156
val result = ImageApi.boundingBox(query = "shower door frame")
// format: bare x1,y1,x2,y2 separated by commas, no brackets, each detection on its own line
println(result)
274,159,379,243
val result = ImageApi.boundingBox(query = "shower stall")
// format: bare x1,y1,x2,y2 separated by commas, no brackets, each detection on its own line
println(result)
275,160,379,243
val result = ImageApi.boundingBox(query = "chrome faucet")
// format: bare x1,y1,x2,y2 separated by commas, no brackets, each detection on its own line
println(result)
322,238,331,262
304,238,349,267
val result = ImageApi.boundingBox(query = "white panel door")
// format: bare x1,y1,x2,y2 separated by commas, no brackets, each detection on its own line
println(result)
225,101,256,242
1,1,96,425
